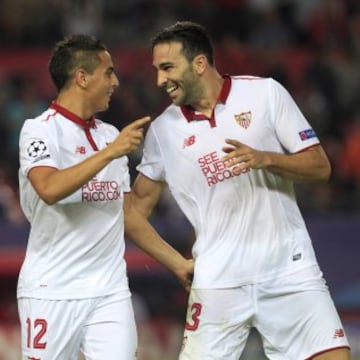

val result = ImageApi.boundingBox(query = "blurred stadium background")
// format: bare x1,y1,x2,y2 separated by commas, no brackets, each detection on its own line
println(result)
1,0,360,359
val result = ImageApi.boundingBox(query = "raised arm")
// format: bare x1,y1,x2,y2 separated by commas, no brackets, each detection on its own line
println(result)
28,117,150,205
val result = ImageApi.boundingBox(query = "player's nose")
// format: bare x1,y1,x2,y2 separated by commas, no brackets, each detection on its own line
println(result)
157,70,167,88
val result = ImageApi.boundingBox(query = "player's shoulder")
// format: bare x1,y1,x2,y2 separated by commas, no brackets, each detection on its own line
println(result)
21,107,56,131
231,75,266,81
231,75,282,87
230,75,284,94
231,75,274,85
152,103,181,125
95,118,120,137
94,118,117,130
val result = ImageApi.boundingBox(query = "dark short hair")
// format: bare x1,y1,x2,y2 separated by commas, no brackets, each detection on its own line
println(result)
49,34,107,91
151,21,214,66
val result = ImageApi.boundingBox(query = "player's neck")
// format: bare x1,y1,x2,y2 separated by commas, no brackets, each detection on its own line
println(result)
193,72,224,116
55,92,93,122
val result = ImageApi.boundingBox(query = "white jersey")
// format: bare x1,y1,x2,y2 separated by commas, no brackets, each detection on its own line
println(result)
137,76,322,289
18,102,130,299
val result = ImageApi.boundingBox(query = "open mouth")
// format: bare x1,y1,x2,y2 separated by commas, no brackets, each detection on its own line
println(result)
166,83,179,95
166,85,178,94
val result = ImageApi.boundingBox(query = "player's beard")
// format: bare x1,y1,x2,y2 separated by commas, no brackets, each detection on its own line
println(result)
174,68,203,107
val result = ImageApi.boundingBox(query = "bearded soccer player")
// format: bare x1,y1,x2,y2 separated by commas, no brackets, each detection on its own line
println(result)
131,21,351,360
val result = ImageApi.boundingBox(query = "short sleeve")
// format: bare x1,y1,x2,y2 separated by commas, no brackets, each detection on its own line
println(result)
19,119,59,176
268,78,320,153
121,156,131,193
136,124,165,181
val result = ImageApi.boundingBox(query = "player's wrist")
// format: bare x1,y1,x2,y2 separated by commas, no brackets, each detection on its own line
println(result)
101,143,119,161
171,256,189,274
263,151,275,169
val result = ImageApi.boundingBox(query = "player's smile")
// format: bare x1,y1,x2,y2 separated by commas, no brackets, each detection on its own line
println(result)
166,82,181,100
166,83,178,94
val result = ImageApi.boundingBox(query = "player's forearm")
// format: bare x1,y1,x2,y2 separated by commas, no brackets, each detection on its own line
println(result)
124,210,186,274
32,146,116,205
265,146,331,182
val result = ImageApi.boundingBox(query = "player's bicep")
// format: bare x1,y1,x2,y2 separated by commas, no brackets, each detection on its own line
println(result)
131,174,165,217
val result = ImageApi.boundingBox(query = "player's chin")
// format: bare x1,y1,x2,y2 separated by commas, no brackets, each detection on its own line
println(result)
172,93,187,107
172,97,183,106
97,101,110,113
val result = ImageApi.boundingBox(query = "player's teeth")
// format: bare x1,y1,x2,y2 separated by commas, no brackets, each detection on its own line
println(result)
167,86,177,93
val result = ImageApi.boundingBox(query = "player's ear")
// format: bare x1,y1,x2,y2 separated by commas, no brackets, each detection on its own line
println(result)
193,54,207,75
75,68,88,89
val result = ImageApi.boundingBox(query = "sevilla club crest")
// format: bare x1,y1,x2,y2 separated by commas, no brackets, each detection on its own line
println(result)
234,111,252,129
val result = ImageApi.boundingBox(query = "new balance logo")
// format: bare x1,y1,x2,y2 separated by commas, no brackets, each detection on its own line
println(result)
183,135,196,148
333,328,345,338
75,146,86,154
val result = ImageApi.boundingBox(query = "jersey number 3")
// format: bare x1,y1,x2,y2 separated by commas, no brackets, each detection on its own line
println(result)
26,318,47,349
185,302,202,331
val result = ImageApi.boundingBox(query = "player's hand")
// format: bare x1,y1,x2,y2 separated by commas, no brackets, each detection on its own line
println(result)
222,139,268,170
175,258,194,292
108,116,151,158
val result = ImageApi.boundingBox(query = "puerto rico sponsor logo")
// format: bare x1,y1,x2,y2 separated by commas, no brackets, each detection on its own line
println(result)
82,177,122,202
299,128,316,141
234,111,251,129
198,151,249,187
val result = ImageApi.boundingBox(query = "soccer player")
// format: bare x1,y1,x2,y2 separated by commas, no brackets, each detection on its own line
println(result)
131,21,351,359
17,34,193,360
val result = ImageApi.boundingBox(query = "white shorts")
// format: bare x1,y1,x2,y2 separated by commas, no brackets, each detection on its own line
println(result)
18,291,137,360
180,267,350,360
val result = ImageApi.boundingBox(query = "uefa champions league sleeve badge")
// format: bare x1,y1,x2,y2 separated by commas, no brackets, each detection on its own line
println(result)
26,140,50,162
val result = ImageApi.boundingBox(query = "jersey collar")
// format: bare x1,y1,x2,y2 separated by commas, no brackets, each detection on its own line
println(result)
50,101,96,129
180,75,231,124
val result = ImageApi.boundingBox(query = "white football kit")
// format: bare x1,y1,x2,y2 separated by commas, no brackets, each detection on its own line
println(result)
137,76,350,359
18,102,137,359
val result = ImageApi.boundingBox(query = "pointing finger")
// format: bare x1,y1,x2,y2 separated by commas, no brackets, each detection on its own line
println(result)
128,116,151,129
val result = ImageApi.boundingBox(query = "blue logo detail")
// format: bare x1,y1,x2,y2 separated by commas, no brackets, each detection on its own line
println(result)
299,129,316,141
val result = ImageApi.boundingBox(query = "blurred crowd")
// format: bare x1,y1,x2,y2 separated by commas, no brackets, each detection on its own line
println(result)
1,0,360,230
